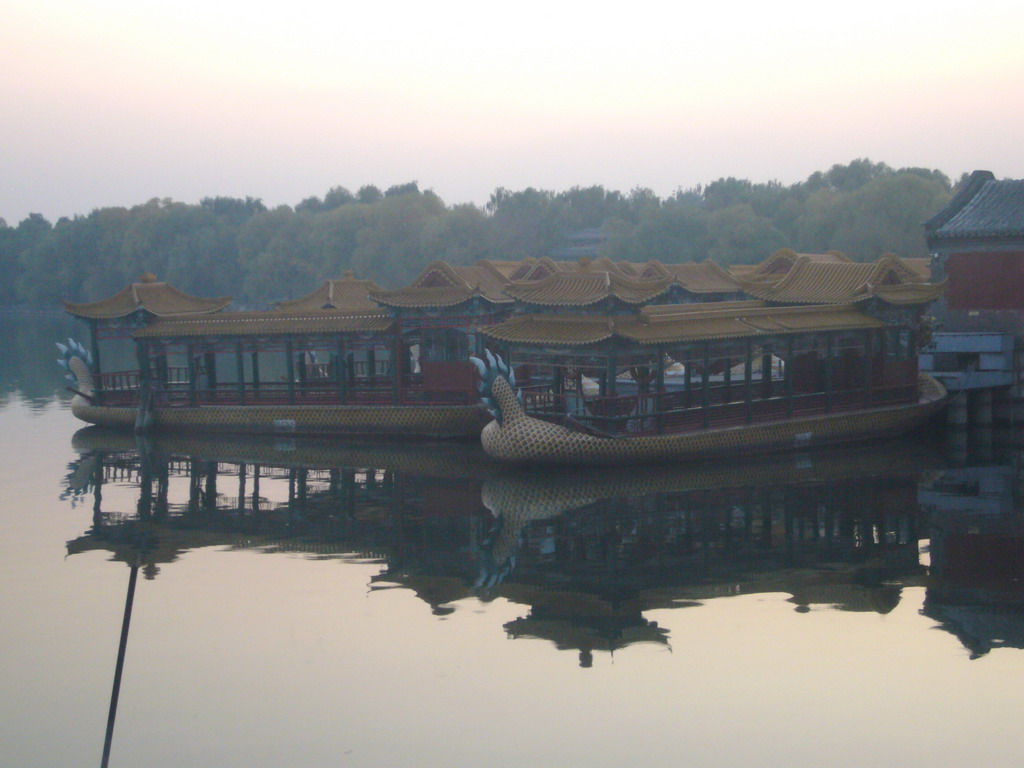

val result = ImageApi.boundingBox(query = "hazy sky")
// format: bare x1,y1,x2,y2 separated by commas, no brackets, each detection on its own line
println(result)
3,0,1023,223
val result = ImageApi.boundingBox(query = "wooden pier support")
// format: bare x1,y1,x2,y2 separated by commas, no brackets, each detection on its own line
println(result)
993,388,1014,427
946,392,968,429
971,388,993,429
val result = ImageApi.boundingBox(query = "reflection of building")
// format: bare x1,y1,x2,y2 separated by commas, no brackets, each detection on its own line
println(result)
67,433,943,667
65,432,494,575
487,468,924,665
918,461,1024,658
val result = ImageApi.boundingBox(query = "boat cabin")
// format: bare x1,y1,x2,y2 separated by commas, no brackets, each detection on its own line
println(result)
61,252,943,441
481,258,944,437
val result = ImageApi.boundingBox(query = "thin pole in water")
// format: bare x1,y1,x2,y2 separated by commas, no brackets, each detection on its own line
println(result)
101,562,139,768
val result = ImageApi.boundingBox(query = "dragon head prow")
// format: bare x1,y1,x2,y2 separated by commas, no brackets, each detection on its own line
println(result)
57,338,95,397
470,350,525,426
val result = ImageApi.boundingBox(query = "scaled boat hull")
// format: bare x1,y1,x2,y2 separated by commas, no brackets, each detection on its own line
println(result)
480,374,948,466
70,400,485,438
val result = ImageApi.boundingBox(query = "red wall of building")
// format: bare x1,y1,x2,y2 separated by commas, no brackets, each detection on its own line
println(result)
946,251,1024,310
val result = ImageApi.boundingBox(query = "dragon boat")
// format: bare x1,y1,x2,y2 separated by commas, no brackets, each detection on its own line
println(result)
58,269,505,437
59,252,947,449
468,251,949,465
473,351,947,466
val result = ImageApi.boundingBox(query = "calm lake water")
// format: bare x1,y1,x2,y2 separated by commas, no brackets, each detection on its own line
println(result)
4,314,1024,767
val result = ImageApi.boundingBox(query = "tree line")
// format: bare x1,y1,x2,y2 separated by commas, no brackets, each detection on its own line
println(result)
0,159,955,309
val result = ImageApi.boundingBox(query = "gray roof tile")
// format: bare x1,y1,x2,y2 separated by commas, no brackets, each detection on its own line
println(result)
928,171,1024,239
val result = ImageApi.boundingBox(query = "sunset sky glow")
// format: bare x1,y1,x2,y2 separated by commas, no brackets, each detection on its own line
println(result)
3,0,1023,222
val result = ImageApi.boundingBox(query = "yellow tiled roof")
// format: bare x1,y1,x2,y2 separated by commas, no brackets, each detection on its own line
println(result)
479,314,616,346
740,249,853,281
872,281,948,305
588,257,636,277
640,300,767,317
742,255,941,305
504,258,538,280
64,276,231,319
481,302,885,346
476,259,528,279
727,264,760,278
660,260,742,292
370,285,478,308
895,257,932,281
370,259,513,307
515,256,574,281
133,309,393,338
504,270,672,306
632,260,743,292
275,272,382,312
450,263,512,301
625,303,883,344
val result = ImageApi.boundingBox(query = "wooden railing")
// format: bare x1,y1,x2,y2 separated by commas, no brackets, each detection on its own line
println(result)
95,376,474,408
98,370,141,391
528,382,919,437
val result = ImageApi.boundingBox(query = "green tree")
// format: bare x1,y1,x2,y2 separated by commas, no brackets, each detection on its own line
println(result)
615,199,709,262
823,158,891,193
351,189,448,286
238,206,320,303
486,187,577,260
310,203,370,279
357,185,383,204
705,204,787,266
827,173,951,259
419,203,492,265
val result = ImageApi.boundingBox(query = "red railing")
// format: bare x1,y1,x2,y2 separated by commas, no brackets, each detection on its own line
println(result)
98,370,141,391
97,378,474,408
526,382,919,437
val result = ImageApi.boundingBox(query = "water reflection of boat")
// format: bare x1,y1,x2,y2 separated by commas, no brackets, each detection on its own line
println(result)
476,438,943,584
65,433,947,668
65,431,1024,665
70,426,503,480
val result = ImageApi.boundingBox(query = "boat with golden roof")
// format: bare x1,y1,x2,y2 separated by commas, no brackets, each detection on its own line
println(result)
58,251,947,451
471,252,948,465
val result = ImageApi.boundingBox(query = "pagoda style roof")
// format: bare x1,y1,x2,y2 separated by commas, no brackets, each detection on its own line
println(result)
133,309,392,339
64,273,231,319
637,259,743,293
926,170,1024,242
503,610,669,655
587,256,632,276
449,262,514,299
503,267,672,307
481,301,885,347
509,256,574,282
370,260,513,308
481,314,618,345
899,258,932,281
730,249,853,282
275,272,381,312
476,259,530,279
629,302,884,344
741,255,942,305
503,258,538,280
869,281,948,305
